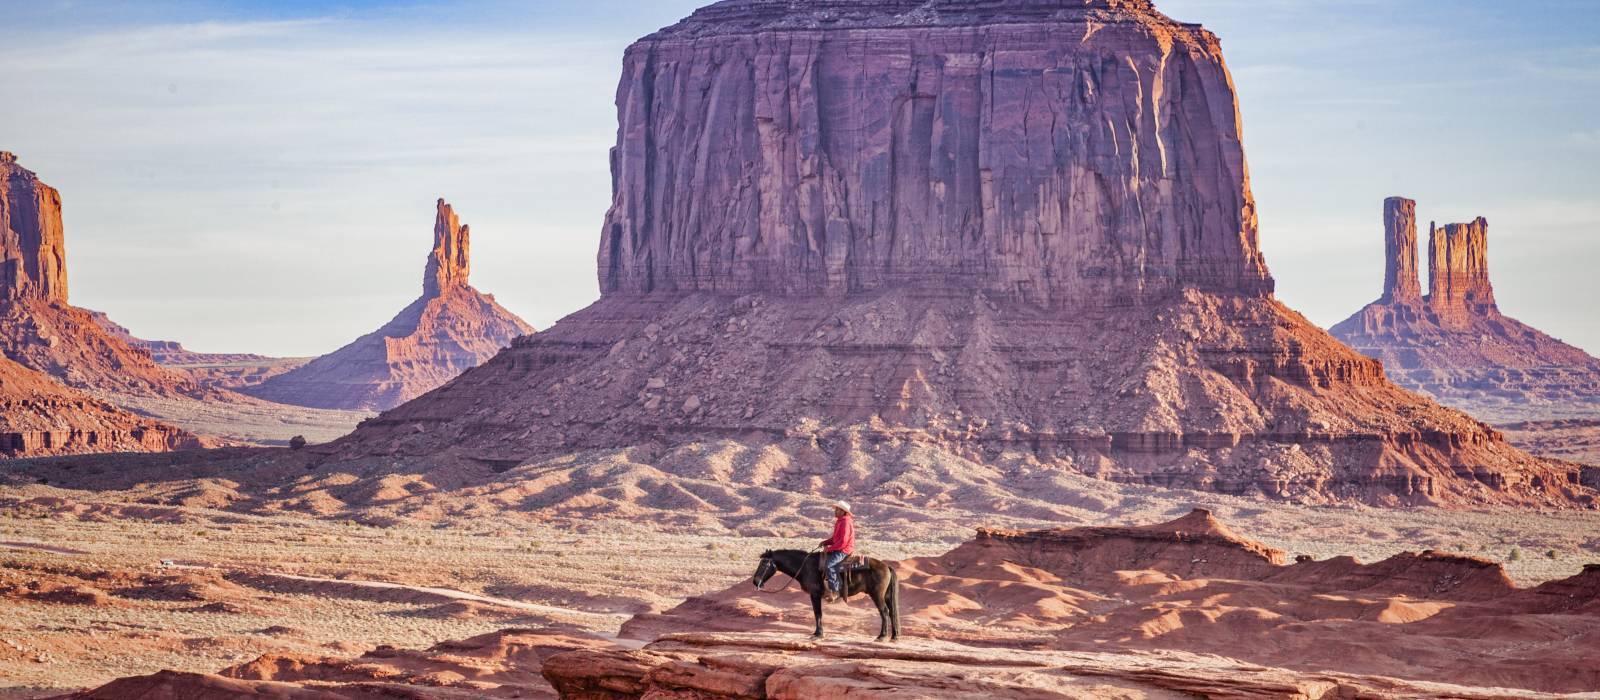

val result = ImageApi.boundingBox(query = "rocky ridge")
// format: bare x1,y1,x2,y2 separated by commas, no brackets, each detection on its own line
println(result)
244,199,534,411
332,0,1591,507
1331,197,1600,422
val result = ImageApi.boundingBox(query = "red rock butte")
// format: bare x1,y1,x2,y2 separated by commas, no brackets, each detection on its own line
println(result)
333,0,1592,507
243,199,534,411
1332,197,1600,422
1,152,203,455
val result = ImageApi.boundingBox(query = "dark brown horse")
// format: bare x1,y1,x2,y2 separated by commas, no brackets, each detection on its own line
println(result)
751,549,900,641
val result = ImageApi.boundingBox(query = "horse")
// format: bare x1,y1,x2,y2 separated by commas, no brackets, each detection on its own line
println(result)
751,549,900,642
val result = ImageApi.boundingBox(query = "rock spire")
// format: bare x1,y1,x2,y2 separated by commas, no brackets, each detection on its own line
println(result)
0,152,68,303
424,198,471,298
1381,197,1421,303
244,199,533,411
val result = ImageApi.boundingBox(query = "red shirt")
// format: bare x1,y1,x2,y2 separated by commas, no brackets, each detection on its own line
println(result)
822,514,855,554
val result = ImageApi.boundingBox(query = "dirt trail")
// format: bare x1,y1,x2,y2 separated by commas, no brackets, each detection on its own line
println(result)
0,541,90,555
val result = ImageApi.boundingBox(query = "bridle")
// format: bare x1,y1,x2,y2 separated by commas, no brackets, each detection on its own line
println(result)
752,551,816,594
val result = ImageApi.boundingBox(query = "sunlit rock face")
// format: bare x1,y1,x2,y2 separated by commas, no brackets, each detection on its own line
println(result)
599,0,1274,305
0,151,68,304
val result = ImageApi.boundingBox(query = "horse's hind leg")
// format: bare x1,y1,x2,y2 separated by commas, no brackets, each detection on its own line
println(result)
874,593,890,642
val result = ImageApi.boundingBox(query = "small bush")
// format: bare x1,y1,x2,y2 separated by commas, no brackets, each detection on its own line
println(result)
1508,547,1522,562
1546,549,1558,559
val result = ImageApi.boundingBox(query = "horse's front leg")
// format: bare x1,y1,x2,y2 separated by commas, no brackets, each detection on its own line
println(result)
810,592,824,640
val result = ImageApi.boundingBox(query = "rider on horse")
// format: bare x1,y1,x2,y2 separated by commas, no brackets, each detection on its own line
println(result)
820,500,854,601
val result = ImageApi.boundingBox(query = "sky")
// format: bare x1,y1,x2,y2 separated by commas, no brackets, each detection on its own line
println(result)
2,0,1597,357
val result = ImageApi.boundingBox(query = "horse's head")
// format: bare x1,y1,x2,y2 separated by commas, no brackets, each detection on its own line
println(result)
752,550,778,590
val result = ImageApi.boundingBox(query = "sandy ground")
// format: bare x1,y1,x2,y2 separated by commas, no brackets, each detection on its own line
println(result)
2,473,1598,696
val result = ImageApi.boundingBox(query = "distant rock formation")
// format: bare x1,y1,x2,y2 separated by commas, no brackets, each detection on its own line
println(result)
86,309,277,365
1331,198,1600,423
243,199,534,411
330,0,1591,507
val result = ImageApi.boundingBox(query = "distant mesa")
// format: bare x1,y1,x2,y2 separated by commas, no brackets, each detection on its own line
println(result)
243,199,534,411
1331,197,1600,423
330,0,1592,507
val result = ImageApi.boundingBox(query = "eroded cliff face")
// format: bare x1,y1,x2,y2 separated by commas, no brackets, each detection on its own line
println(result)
1333,199,1600,423
1427,217,1495,321
599,0,1273,304
1,151,68,304
244,199,533,411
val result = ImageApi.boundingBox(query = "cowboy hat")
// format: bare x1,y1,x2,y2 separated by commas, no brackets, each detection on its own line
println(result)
831,500,852,514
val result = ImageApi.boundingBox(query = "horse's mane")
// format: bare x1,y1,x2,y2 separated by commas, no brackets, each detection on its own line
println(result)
762,549,809,559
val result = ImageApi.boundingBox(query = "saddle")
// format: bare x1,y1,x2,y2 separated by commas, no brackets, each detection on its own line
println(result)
844,554,872,573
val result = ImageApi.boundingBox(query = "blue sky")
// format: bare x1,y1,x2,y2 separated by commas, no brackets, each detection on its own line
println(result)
3,1,1597,357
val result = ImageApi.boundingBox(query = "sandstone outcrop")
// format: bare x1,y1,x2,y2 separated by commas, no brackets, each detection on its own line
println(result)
0,353,201,457
328,1,1592,507
1332,198,1600,423
244,199,534,411
1,151,67,303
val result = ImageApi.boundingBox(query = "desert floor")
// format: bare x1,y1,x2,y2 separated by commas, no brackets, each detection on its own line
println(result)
3,471,1598,697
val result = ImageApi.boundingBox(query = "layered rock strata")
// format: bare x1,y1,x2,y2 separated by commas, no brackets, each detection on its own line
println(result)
244,200,534,411
0,353,201,457
1332,198,1600,423
335,1,1591,506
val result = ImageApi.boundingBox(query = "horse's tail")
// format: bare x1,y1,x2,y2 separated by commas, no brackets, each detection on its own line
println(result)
888,565,901,635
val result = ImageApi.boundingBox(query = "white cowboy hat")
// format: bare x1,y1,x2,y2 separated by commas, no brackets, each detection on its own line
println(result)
832,500,852,514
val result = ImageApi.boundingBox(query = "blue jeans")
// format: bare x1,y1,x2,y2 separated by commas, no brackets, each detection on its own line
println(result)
824,551,847,593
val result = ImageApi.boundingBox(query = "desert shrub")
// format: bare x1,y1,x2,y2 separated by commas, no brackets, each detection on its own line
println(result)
1546,549,1558,559
1508,547,1522,562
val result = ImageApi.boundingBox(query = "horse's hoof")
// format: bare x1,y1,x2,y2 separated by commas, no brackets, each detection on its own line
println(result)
874,636,887,643
810,633,824,641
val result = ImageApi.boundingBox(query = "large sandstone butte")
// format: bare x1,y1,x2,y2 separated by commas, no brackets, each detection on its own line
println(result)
244,200,534,411
1331,197,1600,423
337,0,1592,507
0,153,204,455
